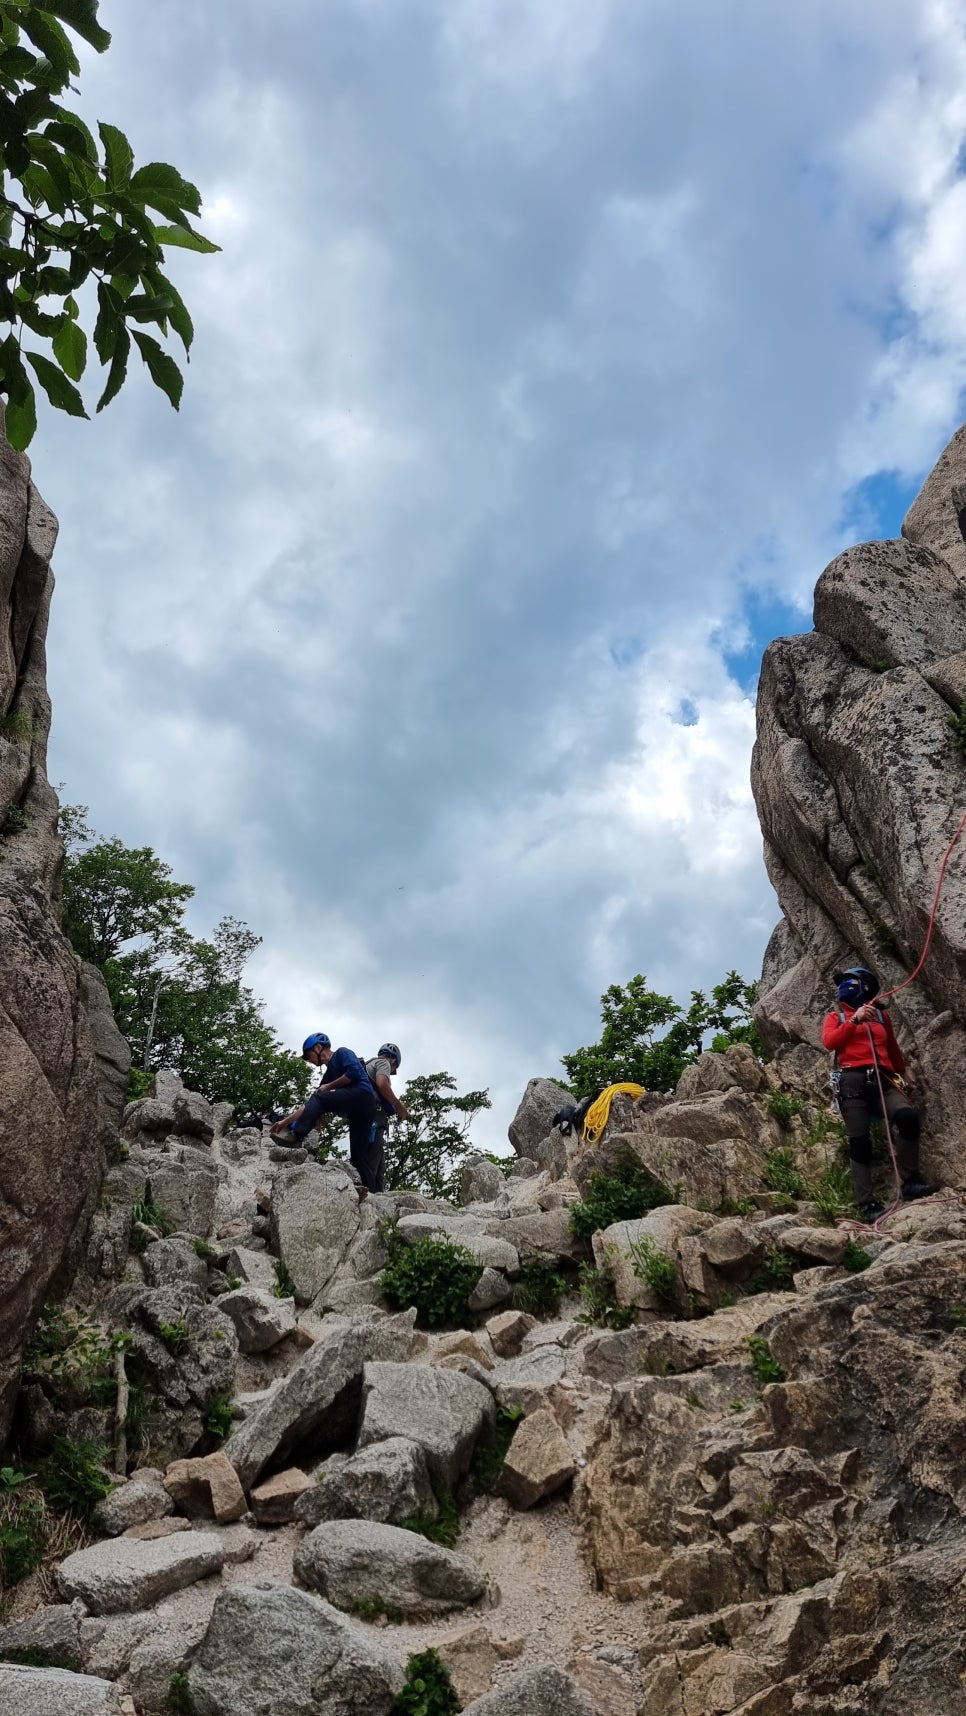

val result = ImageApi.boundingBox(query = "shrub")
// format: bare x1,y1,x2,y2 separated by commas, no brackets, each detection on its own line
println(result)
766,1091,804,1131
569,1157,676,1243
747,1336,786,1386
0,1466,45,1587
131,1198,173,1248
380,1235,481,1328
156,1319,191,1354
843,1240,873,1273
808,1158,856,1226
193,1240,216,1261
513,1258,567,1318
0,801,27,836
762,1147,806,1199
398,1490,460,1550
470,1405,523,1492
350,1595,404,1623
166,1672,196,1715
391,1648,460,1716
22,1302,123,1409
627,1236,677,1305
0,711,34,745
576,1263,635,1330
272,1259,297,1300
203,1394,236,1442
41,1437,112,1521
746,1246,796,1294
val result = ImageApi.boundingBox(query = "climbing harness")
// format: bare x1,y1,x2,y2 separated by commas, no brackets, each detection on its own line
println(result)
581,1083,646,1145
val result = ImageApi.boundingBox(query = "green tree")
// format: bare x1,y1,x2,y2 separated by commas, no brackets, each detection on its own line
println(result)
383,1072,492,1201
60,808,309,1115
60,803,194,965
0,0,218,449
562,970,761,1098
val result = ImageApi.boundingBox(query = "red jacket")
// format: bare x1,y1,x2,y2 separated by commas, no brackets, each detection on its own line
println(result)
822,1005,906,1076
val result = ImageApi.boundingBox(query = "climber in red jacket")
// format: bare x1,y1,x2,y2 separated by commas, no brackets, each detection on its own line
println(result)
822,966,937,1222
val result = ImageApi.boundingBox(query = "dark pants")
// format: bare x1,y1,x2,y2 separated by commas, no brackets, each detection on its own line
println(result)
292,1086,380,1191
838,1067,920,1178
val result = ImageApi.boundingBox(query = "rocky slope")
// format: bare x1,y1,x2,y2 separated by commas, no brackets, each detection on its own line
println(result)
753,419,966,1187
0,435,129,1444
3,1057,966,1714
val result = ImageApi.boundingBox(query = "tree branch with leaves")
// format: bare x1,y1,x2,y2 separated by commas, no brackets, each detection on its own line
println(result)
0,0,218,447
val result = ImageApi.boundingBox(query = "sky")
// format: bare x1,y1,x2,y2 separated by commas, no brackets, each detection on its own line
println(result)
34,0,966,1150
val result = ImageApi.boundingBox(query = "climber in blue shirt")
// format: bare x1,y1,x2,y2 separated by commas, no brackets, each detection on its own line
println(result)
270,1033,379,1192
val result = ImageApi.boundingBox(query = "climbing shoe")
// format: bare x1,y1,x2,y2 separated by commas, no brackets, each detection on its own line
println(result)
270,1125,302,1147
901,1176,939,1202
859,1199,886,1223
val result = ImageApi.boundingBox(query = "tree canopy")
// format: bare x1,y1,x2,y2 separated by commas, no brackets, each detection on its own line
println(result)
60,806,309,1115
562,970,762,1098
383,1072,493,1202
0,0,217,448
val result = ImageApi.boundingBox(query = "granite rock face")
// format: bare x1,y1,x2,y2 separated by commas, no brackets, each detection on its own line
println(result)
0,436,129,1443
752,418,966,1188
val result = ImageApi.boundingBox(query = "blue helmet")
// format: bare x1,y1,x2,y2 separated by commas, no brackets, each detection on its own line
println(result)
302,1031,331,1057
379,1042,401,1068
834,967,878,1007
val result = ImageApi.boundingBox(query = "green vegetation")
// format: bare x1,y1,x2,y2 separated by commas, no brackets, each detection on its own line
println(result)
842,1240,873,1273
203,1394,236,1442
0,0,218,450
576,1263,635,1330
627,1236,678,1305
22,1301,125,1408
766,1091,805,1131
470,1405,524,1492
390,1649,461,1716
0,710,34,745
513,1258,567,1318
0,1465,45,1586
272,1259,297,1300
165,1671,196,1716
131,1197,173,1238
383,1071,492,1202
0,1646,74,1668
60,806,311,1115
193,1239,216,1261
380,1233,481,1328
762,1146,806,1199
398,1490,460,1550
809,1157,856,1226
569,1157,676,1243
746,1246,796,1294
951,698,966,756
42,1437,112,1520
1,801,28,836
747,1336,786,1387
156,1319,191,1354
706,1619,731,1648
562,969,762,1098
349,1595,404,1624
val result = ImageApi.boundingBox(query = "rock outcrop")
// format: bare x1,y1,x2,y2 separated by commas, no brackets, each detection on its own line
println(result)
753,419,966,1186
0,435,128,1443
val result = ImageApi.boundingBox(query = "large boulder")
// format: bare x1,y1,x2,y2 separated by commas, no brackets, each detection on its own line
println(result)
187,1583,402,1716
357,1361,495,1489
270,1161,361,1304
0,437,129,1441
216,1285,296,1353
297,1436,437,1528
752,419,966,1189
224,1312,416,1489
394,1213,518,1273
294,1518,486,1616
0,1666,123,1716
461,1668,595,1715
56,1529,232,1614
507,1079,571,1157
122,1072,215,1145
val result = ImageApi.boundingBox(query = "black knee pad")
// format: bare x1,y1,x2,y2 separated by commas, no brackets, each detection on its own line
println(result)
848,1133,873,1166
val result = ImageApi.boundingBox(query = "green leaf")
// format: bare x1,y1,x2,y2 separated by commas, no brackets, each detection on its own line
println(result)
156,273,194,353
17,11,80,81
152,223,220,256
93,280,121,363
3,384,37,449
96,322,129,412
130,161,201,217
25,348,88,417
124,291,173,322
98,121,133,191
45,111,97,164
53,314,86,380
132,328,182,410
27,132,75,204
41,0,111,54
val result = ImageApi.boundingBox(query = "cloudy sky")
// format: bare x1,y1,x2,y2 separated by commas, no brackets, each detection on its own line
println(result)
37,0,966,1148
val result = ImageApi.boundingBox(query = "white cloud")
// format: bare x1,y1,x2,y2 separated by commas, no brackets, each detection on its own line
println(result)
37,0,966,1150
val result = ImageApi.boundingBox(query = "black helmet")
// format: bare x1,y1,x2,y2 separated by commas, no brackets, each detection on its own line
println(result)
834,966,879,1006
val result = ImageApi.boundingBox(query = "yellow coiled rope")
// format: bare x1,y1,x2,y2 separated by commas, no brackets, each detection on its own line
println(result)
581,1082,646,1145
